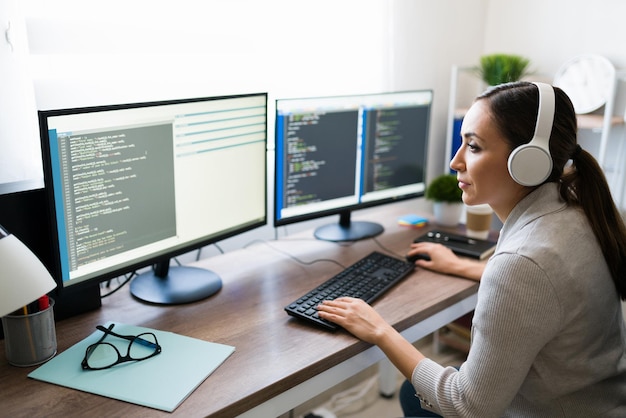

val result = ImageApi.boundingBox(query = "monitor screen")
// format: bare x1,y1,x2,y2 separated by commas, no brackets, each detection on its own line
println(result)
274,90,432,241
39,93,267,305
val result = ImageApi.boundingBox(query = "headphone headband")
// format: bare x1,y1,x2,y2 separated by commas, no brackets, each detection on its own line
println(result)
531,82,556,147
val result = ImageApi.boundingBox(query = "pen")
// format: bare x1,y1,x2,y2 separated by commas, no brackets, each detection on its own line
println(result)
38,295,50,311
445,235,477,245
134,336,159,349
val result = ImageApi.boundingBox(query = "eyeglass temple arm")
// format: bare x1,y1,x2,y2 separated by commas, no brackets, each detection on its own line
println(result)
95,324,160,349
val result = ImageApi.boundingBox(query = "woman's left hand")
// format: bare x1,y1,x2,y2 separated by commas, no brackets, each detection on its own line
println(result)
317,297,392,344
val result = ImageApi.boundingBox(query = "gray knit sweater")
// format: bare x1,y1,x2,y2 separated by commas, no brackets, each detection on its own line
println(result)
412,183,626,417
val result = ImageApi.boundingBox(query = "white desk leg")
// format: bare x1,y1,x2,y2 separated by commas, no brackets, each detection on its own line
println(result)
378,357,398,398
433,328,442,354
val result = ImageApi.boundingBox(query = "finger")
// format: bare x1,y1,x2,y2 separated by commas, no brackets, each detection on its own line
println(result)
410,242,431,252
320,299,342,307
318,303,341,313
333,296,356,303
317,304,346,321
317,301,334,310
318,300,346,312
318,311,342,324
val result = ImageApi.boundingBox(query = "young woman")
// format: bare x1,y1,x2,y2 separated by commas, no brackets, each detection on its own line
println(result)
317,81,626,417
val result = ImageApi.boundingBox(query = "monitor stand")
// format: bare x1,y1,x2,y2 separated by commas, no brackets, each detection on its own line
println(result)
314,210,384,242
130,259,222,305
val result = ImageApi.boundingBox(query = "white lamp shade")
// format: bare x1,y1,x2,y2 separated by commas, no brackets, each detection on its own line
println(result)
0,234,57,317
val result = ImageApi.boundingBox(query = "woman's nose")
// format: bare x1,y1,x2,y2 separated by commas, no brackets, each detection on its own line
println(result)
450,147,464,172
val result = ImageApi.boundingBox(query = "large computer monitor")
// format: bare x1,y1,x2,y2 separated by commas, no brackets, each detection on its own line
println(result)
39,92,267,306
274,90,432,241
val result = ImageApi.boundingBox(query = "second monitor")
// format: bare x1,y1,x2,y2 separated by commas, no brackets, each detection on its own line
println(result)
274,90,433,242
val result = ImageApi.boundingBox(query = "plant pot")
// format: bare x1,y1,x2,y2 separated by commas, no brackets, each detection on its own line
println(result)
433,202,462,227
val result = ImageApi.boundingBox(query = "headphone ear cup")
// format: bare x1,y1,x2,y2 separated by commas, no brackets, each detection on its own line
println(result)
508,82,555,186
507,144,553,186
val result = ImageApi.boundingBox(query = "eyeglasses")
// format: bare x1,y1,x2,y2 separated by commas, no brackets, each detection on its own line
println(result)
81,324,162,370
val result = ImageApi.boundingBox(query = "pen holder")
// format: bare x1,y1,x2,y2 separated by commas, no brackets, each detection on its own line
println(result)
1,298,57,367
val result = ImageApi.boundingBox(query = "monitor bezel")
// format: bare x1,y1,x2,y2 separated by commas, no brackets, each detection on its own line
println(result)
39,92,268,293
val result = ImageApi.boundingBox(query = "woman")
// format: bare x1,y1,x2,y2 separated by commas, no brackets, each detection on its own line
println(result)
317,81,626,417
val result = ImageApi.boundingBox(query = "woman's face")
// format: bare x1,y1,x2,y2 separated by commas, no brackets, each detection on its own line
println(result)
450,99,528,220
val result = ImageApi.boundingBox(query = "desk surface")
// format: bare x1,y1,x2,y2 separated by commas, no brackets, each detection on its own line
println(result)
0,200,479,417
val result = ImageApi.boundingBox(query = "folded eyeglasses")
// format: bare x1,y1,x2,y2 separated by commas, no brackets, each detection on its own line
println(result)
81,324,162,371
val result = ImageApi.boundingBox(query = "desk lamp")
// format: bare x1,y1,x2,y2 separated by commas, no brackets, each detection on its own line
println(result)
0,224,57,318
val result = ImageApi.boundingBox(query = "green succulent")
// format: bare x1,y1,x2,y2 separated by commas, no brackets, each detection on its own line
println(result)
475,53,531,86
425,174,463,203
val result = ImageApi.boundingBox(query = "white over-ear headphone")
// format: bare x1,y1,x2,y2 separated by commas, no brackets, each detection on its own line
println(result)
507,82,555,186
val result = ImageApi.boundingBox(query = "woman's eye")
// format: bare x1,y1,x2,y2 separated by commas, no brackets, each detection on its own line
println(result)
467,143,480,152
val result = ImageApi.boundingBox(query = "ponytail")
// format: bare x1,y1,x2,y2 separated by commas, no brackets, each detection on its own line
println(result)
560,148,626,300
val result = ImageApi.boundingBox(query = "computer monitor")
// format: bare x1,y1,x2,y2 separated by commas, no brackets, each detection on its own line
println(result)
274,90,432,241
39,92,267,306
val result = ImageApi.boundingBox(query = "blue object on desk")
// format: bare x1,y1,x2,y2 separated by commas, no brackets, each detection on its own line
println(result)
28,322,235,412
398,214,429,227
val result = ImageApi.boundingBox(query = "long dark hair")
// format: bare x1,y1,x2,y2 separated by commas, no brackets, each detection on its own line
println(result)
479,81,626,300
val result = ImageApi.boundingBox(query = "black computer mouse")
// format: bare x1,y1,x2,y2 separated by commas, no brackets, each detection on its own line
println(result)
406,252,431,263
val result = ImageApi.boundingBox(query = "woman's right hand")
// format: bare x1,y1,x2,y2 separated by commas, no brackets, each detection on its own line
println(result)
407,242,485,281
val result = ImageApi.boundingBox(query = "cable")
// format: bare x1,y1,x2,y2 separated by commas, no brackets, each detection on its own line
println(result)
244,238,347,269
325,375,379,416
213,243,225,254
371,236,405,259
100,271,136,298
196,242,226,261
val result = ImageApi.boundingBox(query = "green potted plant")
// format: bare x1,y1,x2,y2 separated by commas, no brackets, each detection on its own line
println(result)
426,173,463,226
474,53,531,86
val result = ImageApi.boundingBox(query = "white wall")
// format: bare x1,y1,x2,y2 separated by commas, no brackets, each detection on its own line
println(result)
7,0,626,185
483,0,626,207
4,0,489,259
3,0,625,256
0,0,43,193
388,0,488,176
483,0,626,74
25,0,392,107
7,0,489,191
483,0,626,128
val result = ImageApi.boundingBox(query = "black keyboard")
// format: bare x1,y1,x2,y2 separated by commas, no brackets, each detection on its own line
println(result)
284,251,415,330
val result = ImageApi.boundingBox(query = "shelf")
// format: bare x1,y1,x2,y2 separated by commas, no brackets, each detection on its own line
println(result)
577,113,624,130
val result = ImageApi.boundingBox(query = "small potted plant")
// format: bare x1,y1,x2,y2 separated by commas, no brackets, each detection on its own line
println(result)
474,53,531,86
426,173,463,226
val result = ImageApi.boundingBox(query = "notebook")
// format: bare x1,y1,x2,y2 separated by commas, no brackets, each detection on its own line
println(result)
413,230,497,260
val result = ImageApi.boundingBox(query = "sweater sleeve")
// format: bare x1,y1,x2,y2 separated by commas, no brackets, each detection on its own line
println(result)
411,252,562,417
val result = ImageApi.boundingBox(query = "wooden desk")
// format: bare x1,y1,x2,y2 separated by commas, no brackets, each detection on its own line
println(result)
0,200,479,417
